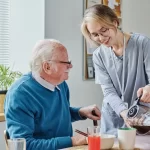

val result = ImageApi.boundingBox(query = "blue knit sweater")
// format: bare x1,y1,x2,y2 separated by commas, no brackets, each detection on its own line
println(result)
4,73,83,150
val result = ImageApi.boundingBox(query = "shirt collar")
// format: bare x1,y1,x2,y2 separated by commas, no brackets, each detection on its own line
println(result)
32,72,60,92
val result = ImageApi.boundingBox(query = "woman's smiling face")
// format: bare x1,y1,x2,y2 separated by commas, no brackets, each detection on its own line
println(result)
86,20,117,47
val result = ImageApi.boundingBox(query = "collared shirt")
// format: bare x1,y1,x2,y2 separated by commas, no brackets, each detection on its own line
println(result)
32,72,60,92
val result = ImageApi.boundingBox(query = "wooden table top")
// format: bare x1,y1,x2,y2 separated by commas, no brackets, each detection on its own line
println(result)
61,145,140,150
61,135,150,150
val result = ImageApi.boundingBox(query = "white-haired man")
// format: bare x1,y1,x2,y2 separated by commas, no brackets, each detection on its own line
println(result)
4,39,101,150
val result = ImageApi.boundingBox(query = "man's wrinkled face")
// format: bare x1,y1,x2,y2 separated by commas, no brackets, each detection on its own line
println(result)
49,46,73,82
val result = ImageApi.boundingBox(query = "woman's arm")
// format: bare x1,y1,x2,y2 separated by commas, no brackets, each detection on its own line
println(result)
137,38,150,102
93,52,127,117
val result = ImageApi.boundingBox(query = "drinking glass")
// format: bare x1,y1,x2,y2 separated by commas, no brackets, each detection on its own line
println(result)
87,126,100,150
8,138,26,150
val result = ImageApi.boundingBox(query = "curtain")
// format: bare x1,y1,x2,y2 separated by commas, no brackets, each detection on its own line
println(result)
0,0,10,66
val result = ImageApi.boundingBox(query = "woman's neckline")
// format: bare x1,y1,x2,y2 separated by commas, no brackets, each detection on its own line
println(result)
112,32,132,57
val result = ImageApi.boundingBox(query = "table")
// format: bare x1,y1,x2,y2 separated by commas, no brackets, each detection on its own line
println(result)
62,135,150,150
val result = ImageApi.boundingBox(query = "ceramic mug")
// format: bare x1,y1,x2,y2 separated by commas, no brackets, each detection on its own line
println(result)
118,128,136,150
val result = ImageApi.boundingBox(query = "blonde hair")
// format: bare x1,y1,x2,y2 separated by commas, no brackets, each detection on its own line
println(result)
30,39,64,74
81,4,119,46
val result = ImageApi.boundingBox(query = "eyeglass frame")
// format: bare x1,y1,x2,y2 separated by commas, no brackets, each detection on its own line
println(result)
90,27,109,39
47,60,72,65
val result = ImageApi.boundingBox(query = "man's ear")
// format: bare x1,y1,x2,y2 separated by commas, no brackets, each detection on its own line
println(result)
42,62,51,74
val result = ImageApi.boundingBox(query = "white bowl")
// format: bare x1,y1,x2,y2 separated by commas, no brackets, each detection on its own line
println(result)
100,134,116,149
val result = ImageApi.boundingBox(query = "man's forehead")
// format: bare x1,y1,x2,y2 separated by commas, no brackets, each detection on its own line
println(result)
52,46,67,58
53,45,66,53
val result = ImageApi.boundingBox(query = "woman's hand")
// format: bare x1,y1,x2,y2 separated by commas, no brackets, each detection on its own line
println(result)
120,109,131,127
120,110,145,127
137,85,150,103
126,115,145,126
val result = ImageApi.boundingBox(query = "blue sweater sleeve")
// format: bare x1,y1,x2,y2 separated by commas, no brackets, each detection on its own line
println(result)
70,107,84,122
64,81,86,122
4,90,72,150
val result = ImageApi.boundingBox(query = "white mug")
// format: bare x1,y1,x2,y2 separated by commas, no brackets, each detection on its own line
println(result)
118,128,136,150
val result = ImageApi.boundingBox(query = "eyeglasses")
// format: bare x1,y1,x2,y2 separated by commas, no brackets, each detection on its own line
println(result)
90,27,109,38
48,60,72,65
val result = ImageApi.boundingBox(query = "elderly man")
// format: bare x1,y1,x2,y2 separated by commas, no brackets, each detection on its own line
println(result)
4,39,101,150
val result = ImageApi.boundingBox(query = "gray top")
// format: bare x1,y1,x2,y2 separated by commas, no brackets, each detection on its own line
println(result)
93,33,150,135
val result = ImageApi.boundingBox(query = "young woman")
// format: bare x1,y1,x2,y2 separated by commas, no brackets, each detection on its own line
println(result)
81,4,150,135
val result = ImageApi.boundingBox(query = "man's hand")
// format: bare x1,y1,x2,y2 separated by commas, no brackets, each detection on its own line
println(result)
137,85,150,103
79,104,101,120
71,134,87,146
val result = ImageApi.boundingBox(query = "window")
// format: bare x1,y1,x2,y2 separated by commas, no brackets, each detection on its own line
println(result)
0,0,10,66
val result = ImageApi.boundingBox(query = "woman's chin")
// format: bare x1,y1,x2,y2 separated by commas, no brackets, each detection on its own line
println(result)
105,40,112,47
104,43,110,47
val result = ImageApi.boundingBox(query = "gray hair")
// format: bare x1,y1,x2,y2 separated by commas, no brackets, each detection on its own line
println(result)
30,39,63,74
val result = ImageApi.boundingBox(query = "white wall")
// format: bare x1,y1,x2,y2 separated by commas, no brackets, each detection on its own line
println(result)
10,0,45,73
45,0,103,131
122,0,150,37
0,1,44,149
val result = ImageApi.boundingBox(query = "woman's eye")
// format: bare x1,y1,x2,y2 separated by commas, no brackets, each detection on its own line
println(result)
101,28,107,32
92,34,98,37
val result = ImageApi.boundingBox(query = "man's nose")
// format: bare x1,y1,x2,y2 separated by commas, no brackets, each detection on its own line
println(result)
70,64,73,68
68,63,73,68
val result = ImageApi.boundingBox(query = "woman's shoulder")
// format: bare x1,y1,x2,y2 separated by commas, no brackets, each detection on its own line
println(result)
93,45,111,64
130,33,150,44
93,45,109,56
